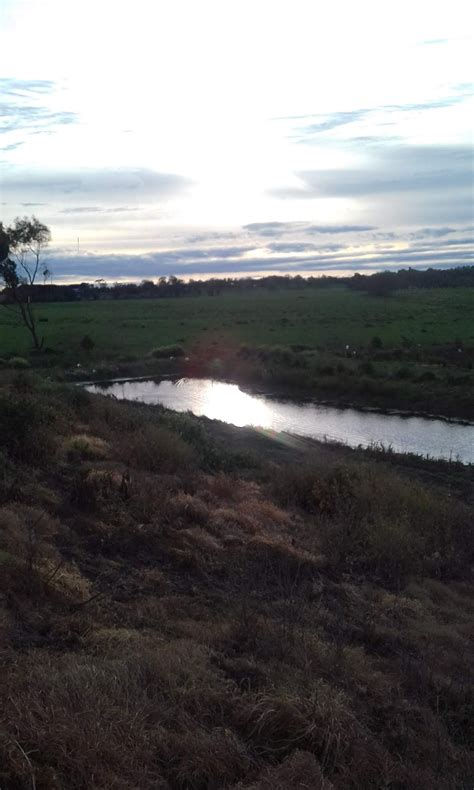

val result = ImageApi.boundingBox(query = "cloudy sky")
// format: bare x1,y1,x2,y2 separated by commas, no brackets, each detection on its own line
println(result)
0,0,473,281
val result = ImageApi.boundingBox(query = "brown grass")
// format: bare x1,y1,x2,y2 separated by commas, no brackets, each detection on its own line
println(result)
116,424,195,474
0,381,472,789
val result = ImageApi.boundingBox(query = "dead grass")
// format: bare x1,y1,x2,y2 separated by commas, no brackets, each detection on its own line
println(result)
236,750,335,789
64,433,111,461
0,383,472,789
116,423,195,474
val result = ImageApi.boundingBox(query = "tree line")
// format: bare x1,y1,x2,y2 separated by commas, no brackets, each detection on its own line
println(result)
1,215,473,350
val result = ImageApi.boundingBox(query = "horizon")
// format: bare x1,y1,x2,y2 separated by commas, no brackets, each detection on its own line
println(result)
1,0,473,281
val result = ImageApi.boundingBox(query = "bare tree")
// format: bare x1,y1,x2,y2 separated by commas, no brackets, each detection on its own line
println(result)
0,216,51,350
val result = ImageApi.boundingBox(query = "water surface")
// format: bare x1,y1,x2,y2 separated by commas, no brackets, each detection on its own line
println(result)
85,377,474,464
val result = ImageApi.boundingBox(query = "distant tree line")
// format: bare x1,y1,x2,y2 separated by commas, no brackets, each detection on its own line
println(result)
2,215,473,311
3,273,344,303
347,266,474,296
3,265,472,303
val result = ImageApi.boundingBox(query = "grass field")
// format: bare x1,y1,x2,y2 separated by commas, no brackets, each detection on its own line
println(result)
1,286,473,361
1,286,473,418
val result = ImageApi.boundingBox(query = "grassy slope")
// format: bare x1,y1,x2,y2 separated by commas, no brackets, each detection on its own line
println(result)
0,375,473,789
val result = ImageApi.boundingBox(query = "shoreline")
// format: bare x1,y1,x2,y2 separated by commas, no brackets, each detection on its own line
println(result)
77,370,474,428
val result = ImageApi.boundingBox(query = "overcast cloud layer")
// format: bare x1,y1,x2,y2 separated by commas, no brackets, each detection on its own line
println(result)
0,0,472,281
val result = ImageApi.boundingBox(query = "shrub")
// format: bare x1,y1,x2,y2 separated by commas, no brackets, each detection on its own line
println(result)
118,423,195,474
65,434,111,461
9,356,30,369
70,469,127,514
150,344,185,359
395,365,412,379
80,334,95,353
0,394,56,463
12,370,41,393
358,360,375,376
0,504,59,574
65,384,92,411
167,492,209,525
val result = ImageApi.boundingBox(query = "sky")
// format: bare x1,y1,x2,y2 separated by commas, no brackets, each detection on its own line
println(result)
0,0,473,282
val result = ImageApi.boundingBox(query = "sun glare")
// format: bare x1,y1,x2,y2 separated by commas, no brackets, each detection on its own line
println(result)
199,380,273,428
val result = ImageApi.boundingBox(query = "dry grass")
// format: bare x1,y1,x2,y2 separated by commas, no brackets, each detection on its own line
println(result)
116,423,195,474
0,504,59,573
0,380,472,789
64,433,111,461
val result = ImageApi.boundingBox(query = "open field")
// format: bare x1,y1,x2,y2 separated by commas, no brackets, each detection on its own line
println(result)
0,374,473,789
1,286,474,360
1,285,473,419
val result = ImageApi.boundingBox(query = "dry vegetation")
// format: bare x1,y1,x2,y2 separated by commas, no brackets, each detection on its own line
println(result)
0,373,473,789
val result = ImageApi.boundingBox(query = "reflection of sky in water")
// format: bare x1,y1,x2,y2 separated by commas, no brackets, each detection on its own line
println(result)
85,378,474,465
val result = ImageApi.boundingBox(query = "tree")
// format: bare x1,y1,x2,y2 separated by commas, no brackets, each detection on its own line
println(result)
0,216,51,350
0,224,9,264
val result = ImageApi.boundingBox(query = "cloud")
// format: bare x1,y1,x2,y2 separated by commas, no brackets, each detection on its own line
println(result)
59,205,141,215
0,79,56,97
282,87,474,143
0,78,77,139
0,103,77,136
410,226,473,239
269,144,473,222
267,241,345,253
45,231,473,281
243,221,302,236
243,221,376,237
0,141,24,151
59,206,103,214
165,244,256,261
306,224,376,234
411,236,474,249
291,109,369,135
1,167,193,203
419,38,450,46
186,231,237,244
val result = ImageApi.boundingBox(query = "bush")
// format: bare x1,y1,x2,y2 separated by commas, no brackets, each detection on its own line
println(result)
12,370,41,393
150,344,185,359
0,394,56,463
80,334,95,353
395,366,412,380
65,434,110,461
118,423,195,474
9,356,30,369
0,504,59,573
65,385,91,411
271,465,326,513
272,461,473,586
358,360,375,376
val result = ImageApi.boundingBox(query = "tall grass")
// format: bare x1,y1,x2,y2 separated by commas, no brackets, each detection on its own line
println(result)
0,377,472,788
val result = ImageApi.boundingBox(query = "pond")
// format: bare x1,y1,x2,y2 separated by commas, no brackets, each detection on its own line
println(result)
85,377,474,465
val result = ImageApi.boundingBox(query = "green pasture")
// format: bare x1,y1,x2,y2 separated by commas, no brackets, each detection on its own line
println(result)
0,286,473,362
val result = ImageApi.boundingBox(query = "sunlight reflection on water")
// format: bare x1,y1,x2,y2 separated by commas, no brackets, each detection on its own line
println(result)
84,377,474,464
